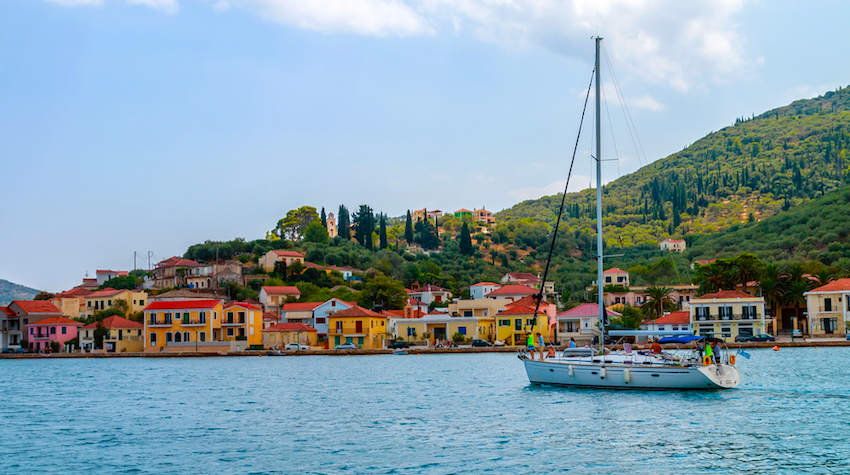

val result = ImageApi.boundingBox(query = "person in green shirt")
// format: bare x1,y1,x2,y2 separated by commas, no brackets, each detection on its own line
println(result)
527,332,535,360
704,341,714,365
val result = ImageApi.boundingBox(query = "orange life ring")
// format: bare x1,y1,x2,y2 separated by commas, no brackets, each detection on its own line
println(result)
729,354,736,365
703,355,711,366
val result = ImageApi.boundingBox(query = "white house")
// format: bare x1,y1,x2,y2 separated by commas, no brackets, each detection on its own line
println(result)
312,298,355,337
470,282,501,300
408,285,451,305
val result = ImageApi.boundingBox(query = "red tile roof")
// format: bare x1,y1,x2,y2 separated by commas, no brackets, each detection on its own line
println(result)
410,284,450,293
385,310,405,317
262,322,317,332
271,250,305,257
81,315,143,329
30,316,83,326
224,301,263,311
808,278,850,293
696,290,757,300
507,295,552,308
86,288,126,298
496,305,539,316
55,288,93,298
11,301,62,314
2,307,14,317
506,272,540,281
263,312,280,322
281,302,323,311
603,268,628,274
262,286,301,295
694,259,716,265
471,282,499,287
486,284,537,296
143,300,221,311
643,311,690,325
156,257,200,268
455,208,472,213
557,303,621,318
96,270,128,275
330,306,385,318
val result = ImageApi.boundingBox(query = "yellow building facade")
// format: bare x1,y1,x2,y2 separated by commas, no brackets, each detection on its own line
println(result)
494,305,552,346
327,306,388,349
221,302,264,347
143,299,223,352
689,290,766,342
83,288,148,319
396,312,495,343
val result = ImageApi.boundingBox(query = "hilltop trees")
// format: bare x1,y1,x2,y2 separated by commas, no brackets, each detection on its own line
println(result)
276,206,319,241
352,205,375,250
404,210,414,244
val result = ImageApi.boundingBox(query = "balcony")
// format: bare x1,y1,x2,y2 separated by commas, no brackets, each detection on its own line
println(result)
179,319,207,327
147,319,173,327
695,314,761,322
105,335,142,341
221,319,245,326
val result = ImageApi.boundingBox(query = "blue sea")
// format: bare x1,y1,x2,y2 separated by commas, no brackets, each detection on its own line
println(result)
1,348,848,474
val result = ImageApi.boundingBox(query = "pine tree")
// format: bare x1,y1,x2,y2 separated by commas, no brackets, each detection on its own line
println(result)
379,213,388,250
404,210,414,244
458,222,473,255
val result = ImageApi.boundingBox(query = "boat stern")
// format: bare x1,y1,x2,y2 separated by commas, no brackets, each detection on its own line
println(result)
697,364,740,389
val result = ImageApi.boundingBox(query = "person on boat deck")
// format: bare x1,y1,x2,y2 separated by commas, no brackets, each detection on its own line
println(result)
569,338,577,348
712,341,721,363
536,332,545,361
650,339,663,354
704,341,714,364
546,346,556,358
527,332,536,359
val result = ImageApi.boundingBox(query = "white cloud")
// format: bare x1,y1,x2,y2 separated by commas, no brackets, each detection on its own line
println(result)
213,0,231,12
128,0,180,14
630,94,664,111
508,175,593,201
233,0,434,37
44,0,102,6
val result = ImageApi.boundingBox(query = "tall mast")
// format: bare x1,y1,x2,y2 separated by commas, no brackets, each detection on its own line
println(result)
595,37,605,352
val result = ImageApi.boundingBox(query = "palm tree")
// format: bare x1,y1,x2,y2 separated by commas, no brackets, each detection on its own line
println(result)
783,264,813,331
733,253,764,294
813,268,837,288
758,264,785,319
640,286,677,322
693,260,735,295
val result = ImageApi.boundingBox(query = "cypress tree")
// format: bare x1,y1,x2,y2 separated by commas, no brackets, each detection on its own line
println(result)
404,210,414,244
320,207,327,228
379,213,388,250
458,222,473,255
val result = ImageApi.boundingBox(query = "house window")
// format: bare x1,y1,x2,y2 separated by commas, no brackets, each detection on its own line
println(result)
696,307,711,320
50,327,56,334
227,328,234,337
407,328,413,336
458,327,466,335
698,324,714,337
108,300,112,307
463,310,473,317
721,326,732,339
199,312,206,323
62,327,66,334
174,332,182,343
336,321,343,332
635,296,642,304
149,313,156,325
140,299,145,306
238,328,245,337
164,313,172,324
331,300,336,307
227,311,234,323
238,312,246,323
87,301,92,308
514,319,522,331
165,332,172,342
614,297,621,304
150,333,157,346
316,318,326,324
605,277,612,283
825,298,833,312
719,307,733,319
526,318,535,327
30,328,33,335
499,319,510,326
184,332,190,342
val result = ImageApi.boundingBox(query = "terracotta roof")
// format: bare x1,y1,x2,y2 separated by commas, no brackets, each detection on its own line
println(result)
2,307,15,317
29,316,83,326
696,290,757,300
603,268,628,274
471,282,499,287
694,259,716,265
86,288,126,298
330,306,385,318
410,284,449,293
143,300,221,311
263,322,317,332
506,272,539,281
262,286,301,295
81,315,143,329
271,250,305,257
151,289,220,300
263,312,280,321
11,301,62,314
54,288,93,298
455,208,472,213
557,303,621,318
486,284,537,296
281,302,323,311
808,278,850,293
507,295,552,308
385,310,405,317
156,257,200,268
496,305,539,316
644,311,690,325
96,270,128,275
662,239,685,243
224,301,263,311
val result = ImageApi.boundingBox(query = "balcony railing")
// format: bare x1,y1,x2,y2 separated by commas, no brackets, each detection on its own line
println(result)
695,314,761,321
105,335,142,341
817,306,843,312
222,319,245,326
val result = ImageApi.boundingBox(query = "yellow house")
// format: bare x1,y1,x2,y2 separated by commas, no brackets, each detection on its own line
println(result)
80,315,144,353
143,299,223,352
494,305,552,346
82,288,149,319
690,290,766,342
50,287,93,319
327,305,388,349
259,250,305,272
395,311,496,343
804,278,850,337
221,301,264,347
262,322,318,348
259,286,302,314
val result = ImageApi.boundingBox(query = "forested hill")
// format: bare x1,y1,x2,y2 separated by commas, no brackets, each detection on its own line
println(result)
497,85,850,248
685,182,850,268
0,279,39,306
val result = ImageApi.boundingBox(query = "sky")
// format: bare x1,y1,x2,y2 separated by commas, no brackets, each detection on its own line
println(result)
2,0,850,292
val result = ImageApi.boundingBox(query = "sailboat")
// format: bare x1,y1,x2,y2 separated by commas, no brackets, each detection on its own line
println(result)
520,38,740,390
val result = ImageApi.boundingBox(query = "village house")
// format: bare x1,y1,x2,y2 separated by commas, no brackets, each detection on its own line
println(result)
280,301,323,326
659,238,686,252
258,286,302,314
473,208,495,225
554,303,615,345
690,290,766,342
803,278,850,337
143,299,229,353
80,315,144,353
259,250,305,272
453,209,473,218
95,269,129,285
486,284,538,302
640,311,692,335
1,300,64,351
50,287,92,319
327,305,388,349
446,298,508,320
494,305,552,346
470,282,501,300
27,316,83,352
590,268,697,309
311,298,355,337
500,272,554,294
412,208,442,224
262,322,318,348
221,302,264,348
81,288,148,319
408,284,451,305
263,312,281,329
395,310,495,343
152,257,201,289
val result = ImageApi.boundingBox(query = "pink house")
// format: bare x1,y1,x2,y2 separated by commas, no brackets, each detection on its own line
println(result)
28,316,83,352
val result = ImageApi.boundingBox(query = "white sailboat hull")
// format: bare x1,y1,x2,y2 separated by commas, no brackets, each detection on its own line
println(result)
523,357,740,390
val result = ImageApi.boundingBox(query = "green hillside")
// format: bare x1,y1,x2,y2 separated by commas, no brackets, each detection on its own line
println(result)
498,85,850,248
0,279,39,306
